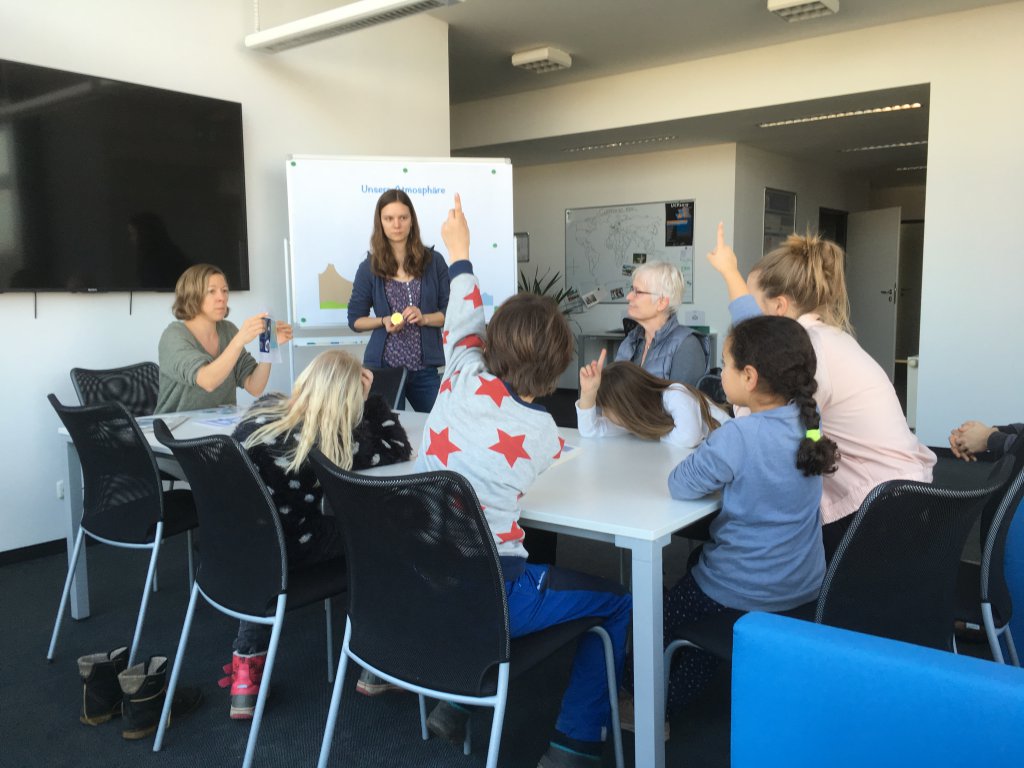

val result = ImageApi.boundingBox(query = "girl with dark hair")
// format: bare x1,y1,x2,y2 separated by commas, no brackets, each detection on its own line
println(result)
348,189,450,412
576,350,729,448
661,315,838,714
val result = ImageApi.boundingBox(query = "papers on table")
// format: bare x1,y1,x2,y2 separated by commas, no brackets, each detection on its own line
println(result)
135,415,188,432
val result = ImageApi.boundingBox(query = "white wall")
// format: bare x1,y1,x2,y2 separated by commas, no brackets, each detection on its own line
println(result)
0,0,451,552
458,3,1024,446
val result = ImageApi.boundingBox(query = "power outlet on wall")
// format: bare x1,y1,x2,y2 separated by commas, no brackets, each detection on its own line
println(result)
683,309,705,325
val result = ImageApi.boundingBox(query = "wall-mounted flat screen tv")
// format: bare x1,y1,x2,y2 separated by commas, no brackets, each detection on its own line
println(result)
0,58,248,292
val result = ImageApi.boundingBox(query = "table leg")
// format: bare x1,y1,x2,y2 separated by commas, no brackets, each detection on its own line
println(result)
64,441,90,620
618,533,670,768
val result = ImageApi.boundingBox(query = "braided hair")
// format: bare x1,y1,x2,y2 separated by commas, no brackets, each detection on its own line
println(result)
728,316,839,476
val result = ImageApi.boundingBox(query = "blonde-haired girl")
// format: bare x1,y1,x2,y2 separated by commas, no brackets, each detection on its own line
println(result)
223,350,411,720
708,223,935,559
577,350,729,449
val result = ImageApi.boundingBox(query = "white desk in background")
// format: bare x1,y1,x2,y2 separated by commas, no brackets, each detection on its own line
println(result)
60,407,720,768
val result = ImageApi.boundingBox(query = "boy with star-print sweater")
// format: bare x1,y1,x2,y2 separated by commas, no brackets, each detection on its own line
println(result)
415,195,632,768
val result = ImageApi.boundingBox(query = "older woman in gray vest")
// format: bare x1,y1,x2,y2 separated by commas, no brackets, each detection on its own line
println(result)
615,261,707,386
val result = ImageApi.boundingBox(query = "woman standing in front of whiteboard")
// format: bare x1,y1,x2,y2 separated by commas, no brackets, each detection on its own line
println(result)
348,189,450,412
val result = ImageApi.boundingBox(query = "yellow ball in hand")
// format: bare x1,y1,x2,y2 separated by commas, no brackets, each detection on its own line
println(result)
390,312,404,326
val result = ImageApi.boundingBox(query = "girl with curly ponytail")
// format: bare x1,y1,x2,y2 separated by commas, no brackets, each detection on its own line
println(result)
661,315,836,716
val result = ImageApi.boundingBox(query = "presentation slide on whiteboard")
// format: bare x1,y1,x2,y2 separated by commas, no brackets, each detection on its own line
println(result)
286,155,515,330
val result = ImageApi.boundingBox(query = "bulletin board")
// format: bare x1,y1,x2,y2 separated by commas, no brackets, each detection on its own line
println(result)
565,200,695,305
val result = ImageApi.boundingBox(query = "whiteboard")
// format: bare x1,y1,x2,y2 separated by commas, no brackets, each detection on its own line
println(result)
565,200,695,305
285,155,515,330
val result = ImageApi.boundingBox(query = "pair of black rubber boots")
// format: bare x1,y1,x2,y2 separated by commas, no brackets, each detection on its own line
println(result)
78,646,202,739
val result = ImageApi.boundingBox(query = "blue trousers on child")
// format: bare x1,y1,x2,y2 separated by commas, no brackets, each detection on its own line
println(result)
506,563,632,745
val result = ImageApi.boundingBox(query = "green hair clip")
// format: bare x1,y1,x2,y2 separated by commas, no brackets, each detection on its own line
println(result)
805,429,822,442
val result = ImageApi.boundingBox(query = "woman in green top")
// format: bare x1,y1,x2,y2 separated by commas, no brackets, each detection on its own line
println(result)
155,264,293,413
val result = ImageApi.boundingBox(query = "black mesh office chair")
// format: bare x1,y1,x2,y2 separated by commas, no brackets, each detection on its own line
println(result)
664,456,1014,703
46,394,197,667
309,455,624,768
151,422,347,768
70,362,161,417
365,366,408,411
954,439,1024,665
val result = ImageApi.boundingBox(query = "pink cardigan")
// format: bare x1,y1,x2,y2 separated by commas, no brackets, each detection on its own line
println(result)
800,313,935,523
730,297,936,524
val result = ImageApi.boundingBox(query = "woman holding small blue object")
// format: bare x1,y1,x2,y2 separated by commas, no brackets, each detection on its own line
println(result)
662,314,838,714
615,261,707,386
155,263,292,414
348,189,449,412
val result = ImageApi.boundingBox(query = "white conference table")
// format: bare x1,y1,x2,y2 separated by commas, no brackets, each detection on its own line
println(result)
60,406,721,768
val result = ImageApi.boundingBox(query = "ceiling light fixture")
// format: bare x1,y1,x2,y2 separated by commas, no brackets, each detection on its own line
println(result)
563,135,676,154
767,0,839,22
759,102,922,128
840,140,928,153
896,165,928,172
512,46,573,74
245,0,465,53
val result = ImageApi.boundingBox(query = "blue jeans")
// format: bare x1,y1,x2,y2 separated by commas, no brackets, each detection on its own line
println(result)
506,563,632,744
397,367,441,412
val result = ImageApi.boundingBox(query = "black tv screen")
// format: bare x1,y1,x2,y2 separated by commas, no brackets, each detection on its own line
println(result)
0,58,249,292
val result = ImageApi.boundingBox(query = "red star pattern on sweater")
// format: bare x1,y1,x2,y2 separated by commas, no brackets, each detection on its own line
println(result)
442,329,450,345
475,376,510,407
489,429,530,467
464,284,483,308
426,427,461,466
454,334,484,350
553,436,566,459
496,520,525,544
439,370,460,394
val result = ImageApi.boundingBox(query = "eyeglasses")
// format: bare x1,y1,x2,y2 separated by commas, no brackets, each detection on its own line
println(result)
630,287,659,297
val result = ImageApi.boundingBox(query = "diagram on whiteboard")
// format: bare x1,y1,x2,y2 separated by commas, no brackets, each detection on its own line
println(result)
286,155,515,329
565,200,694,304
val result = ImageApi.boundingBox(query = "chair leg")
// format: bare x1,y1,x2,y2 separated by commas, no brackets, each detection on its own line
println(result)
463,713,472,756
418,695,428,740
589,626,624,768
1004,627,1021,667
318,622,353,768
47,527,86,661
242,597,287,768
981,603,1006,664
154,582,200,752
483,664,510,768
129,532,163,667
324,599,335,683
663,638,692,708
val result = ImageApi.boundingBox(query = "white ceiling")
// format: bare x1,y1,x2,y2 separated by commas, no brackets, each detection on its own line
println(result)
425,0,1014,184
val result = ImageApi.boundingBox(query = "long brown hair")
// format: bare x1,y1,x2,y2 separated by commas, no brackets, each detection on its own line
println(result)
596,362,722,441
368,189,429,279
752,232,852,334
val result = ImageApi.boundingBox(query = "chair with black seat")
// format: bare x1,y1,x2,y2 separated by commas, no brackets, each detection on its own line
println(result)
663,456,1015,703
954,439,1024,665
70,362,161,417
150,421,347,768
365,365,408,411
308,454,624,768
46,394,197,667
695,367,726,406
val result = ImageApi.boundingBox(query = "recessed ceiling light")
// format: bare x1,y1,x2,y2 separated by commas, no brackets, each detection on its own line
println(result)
512,46,572,74
768,0,839,22
840,140,928,153
896,166,927,172
759,102,921,128
563,135,676,153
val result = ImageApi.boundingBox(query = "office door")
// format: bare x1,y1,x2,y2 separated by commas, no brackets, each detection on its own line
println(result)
846,207,901,380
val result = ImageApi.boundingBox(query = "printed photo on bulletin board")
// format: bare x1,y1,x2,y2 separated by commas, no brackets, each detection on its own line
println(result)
565,199,696,305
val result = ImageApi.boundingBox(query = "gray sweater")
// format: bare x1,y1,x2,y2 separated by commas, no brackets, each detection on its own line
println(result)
155,320,257,413
668,402,825,612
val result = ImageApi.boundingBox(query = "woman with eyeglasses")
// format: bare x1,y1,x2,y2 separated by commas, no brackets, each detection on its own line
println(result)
615,261,707,386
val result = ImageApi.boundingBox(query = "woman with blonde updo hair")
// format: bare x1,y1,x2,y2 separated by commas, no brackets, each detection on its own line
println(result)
155,263,294,413
707,223,935,560
223,350,412,720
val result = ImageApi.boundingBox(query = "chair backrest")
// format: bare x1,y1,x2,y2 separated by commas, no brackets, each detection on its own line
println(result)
696,367,726,405
70,362,160,417
153,421,287,617
816,456,1014,650
49,393,164,544
366,366,408,411
309,451,510,697
979,438,1024,619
